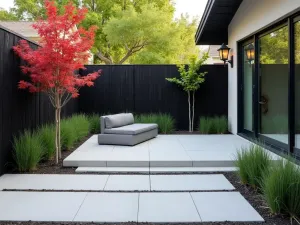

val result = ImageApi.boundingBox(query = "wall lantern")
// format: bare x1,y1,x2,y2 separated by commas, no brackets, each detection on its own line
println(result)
244,43,255,63
217,43,233,68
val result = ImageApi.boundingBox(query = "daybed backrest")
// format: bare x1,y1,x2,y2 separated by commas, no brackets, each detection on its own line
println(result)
100,113,134,133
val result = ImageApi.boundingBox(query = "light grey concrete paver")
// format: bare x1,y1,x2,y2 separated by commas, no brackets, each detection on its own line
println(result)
0,174,109,191
106,150,149,167
104,175,150,191
150,149,192,167
191,192,264,222
187,151,235,167
150,167,237,173
0,191,86,221
74,193,139,222
63,150,111,167
149,139,185,151
150,174,235,191
138,192,201,222
76,167,150,173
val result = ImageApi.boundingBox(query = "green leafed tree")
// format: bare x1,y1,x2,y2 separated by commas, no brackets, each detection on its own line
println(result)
0,8,18,21
13,0,199,65
166,53,209,132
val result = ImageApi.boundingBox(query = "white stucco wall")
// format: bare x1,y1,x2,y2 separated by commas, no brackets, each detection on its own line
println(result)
227,0,300,134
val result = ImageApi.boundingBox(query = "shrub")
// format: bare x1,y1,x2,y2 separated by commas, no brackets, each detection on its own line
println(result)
199,117,214,134
235,144,271,189
88,113,100,134
69,114,90,141
198,116,228,134
212,116,228,134
262,160,300,219
61,119,77,150
38,124,56,160
135,113,175,134
13,130,43,172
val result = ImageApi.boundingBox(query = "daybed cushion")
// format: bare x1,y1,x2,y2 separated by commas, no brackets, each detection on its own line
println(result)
105,113,134,129
104,123,158,135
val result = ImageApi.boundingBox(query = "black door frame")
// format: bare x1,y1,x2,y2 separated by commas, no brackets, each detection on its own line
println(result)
237,11,300,158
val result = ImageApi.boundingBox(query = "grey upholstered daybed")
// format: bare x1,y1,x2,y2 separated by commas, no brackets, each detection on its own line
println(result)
98,113,158,146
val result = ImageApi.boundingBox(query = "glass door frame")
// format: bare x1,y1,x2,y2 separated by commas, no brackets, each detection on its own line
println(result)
237,12,300,158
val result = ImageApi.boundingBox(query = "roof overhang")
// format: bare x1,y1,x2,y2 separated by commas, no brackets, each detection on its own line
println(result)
195,0,243,45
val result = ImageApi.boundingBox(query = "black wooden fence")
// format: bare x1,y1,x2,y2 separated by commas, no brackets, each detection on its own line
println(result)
79,65,228,130
0,26,78,174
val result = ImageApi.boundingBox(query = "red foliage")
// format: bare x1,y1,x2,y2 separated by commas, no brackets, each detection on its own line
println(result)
13,0,100,98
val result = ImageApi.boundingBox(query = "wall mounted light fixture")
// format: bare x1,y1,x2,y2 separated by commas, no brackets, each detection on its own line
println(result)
244,43,255,64
217,43,233,68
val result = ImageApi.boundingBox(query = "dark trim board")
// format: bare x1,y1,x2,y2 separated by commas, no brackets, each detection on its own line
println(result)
195,0,244,45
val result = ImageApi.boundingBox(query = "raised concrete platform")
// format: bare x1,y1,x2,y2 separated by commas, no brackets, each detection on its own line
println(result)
0,191,264,222
64,135,281,168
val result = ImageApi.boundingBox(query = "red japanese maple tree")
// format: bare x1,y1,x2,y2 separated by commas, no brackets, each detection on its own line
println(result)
13,0,100,164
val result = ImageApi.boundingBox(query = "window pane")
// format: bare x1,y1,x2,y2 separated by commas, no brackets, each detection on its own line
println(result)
259,25,288,144
295,21,300,148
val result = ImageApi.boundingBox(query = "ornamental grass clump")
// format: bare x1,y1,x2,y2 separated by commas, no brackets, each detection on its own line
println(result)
235,144,271,189
135,113,175,134
61,119,77,151
70,114,90,141
13,130,43,172
198,117,214,134
38,124,56,160
88,113,101,134
262,159,300,220
212,116,228,134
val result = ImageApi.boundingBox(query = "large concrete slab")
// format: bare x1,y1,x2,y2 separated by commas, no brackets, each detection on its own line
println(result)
0,191,86,221
191,192,264,222
150,149,192,167
74,193,139,222
106,150,149,167
150,174,235,191
104,175,150,191
138,192,201,222
0,174,109,191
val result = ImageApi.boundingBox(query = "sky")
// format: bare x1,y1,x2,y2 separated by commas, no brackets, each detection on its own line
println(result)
0,0,208,21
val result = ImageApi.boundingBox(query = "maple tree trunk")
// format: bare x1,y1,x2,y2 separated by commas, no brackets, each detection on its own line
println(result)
55,106,59,164
58,107,61,159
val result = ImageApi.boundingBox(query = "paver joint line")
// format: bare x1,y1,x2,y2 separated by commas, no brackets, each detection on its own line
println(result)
72,192,89,221
103,175,110,190
189,192,202,222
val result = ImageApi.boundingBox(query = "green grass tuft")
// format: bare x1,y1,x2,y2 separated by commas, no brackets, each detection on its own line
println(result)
198,116,228,134
135,113,175,134
38,124,56,160
88,113,101,134
235,144,271,189
61,119,77,150
69,114,90,141
13,130,43,172
262,159,300,219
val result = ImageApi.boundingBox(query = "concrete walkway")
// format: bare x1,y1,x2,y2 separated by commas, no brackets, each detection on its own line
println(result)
0,174,235,191
0,191,264,222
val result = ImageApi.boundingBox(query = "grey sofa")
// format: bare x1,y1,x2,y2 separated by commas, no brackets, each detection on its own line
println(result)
98,113,158,146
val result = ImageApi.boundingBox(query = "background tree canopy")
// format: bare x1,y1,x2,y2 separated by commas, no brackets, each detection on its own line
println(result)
1,0,200,64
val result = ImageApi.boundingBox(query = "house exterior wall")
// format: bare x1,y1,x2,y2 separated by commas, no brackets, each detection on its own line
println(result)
227,0,300,134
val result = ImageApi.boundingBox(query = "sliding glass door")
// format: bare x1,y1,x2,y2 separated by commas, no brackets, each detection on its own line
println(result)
241,42,254,132
258,25,289,144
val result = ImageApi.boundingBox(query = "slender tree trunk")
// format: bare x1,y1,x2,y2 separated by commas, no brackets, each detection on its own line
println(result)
192,91,195,132
188,91,191,132
58,106,61,159
55,106,59,164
